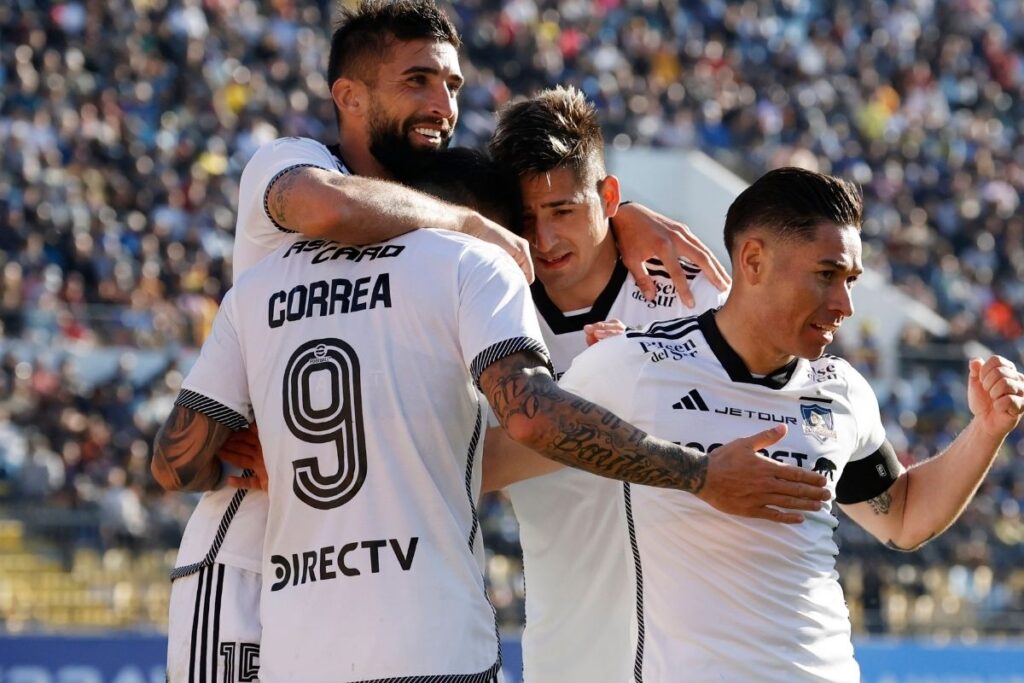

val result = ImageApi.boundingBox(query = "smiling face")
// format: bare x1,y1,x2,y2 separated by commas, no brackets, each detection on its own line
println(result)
520,166,620,311
367,39,461,164
754,222,863,362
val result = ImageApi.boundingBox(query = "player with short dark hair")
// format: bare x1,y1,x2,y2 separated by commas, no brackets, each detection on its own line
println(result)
557,166,1024,682
485,89,831,683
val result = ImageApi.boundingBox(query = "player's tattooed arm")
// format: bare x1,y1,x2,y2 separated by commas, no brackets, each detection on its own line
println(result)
264,168,532,280
151,406,234,492
480,351,708,492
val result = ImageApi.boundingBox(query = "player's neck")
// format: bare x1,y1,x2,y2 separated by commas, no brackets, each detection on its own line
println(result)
714,301,795,376
337,134,395,180
545,237,619,313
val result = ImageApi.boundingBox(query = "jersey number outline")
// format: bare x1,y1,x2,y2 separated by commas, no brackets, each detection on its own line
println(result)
283,338,367,509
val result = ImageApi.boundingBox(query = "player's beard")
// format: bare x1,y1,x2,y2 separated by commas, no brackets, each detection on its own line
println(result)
367,109,450,181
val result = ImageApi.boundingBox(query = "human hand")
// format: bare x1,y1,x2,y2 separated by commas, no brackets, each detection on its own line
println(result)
696,425,830,524
461,211,534,283
218,424,268,492
612,203,730,305
584,319,626,346
968,356,1024,439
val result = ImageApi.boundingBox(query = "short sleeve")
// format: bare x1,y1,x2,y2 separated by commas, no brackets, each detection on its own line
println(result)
237,137,343,247
457,243,552,388
176,289,252,430
845,367,887,463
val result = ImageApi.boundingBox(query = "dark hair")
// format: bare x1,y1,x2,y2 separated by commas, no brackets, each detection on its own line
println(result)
327,0,461,88
723,167,863,255
489,86,605,187
397,147,523,231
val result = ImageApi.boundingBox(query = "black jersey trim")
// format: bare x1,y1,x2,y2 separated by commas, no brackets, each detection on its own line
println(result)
263,163,331,233
532,259,629,334
174,389,249,431
470,337,552,389
624,483,645,682
697,309,799,389
464,404,484,551
625,315,701,341
644,257,701,280
349,660,501,683
836,440,901,504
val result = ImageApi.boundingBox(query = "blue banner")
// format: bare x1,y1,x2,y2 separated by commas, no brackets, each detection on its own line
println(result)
1,635,1021,682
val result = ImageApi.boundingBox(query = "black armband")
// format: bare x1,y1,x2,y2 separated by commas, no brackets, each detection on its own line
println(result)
835,440,901,504
618,200,633,208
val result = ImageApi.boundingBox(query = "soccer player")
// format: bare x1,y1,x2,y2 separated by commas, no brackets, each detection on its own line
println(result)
162,1,733,679
555,167,1024,682
148,152,803,681
480,86,728,683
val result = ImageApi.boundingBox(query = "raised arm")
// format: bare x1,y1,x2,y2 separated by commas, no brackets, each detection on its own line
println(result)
479,351,829,523
842,356,1024,550
151,405,234,492
267,166,533,280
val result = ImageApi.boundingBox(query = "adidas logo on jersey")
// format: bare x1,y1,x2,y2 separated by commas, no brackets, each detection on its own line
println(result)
672,389,709,411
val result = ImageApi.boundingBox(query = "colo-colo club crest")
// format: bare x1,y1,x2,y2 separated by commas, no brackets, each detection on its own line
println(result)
800,403,837,443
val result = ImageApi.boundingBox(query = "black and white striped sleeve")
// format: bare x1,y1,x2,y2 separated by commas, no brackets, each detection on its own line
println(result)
457,243,551,390
237,137,345,248
173,389,249,431
470,337,553,388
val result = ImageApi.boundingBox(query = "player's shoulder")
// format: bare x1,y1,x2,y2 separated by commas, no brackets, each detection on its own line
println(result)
625,313,704,342
408,229,520,268
808,353,874,399
644,257,704,282
243,136,341,174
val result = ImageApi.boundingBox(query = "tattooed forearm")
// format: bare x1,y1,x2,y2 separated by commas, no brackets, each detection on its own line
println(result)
481,352,707,492
152,405,233,491
867,491,892,515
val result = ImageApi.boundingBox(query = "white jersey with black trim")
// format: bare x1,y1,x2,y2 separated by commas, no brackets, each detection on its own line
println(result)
177,228,549,682
558,309,898,683
506,259,726,683
173,137,350,577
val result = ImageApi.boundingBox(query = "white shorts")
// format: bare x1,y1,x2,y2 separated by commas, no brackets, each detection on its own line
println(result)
167,563,261,683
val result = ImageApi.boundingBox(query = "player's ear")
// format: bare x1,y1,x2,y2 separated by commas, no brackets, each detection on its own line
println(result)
598,175,621,218
332,77,370,119
737,236,766,285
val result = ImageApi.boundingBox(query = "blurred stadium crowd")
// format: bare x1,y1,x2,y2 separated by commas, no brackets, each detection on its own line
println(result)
1,0,1023,634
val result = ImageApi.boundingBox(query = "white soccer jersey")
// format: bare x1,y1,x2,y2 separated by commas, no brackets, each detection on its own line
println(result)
173,137,349,578
559,309,899,683
506,260,726,683
177,228,549,682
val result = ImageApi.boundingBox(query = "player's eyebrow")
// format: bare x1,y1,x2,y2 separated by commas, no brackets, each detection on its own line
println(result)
818,258,864,275
400,65,465,87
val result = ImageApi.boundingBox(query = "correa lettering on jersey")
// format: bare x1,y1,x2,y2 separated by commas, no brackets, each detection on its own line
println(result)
638,339,698,362
283,239,405,263
268,274,392,329
269,537,418,592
